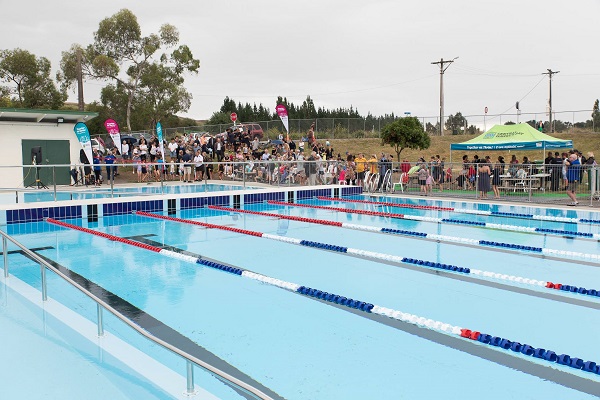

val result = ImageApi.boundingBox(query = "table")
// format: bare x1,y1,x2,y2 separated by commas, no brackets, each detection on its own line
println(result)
499,173,550,193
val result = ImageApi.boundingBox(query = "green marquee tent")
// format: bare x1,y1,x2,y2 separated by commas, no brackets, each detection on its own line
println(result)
450,123,573,152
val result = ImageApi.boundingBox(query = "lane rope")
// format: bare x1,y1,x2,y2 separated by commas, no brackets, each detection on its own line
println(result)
317,196,596,226
207,205,600,262
45,216,600,377
267,201,600,240
136,212,600,302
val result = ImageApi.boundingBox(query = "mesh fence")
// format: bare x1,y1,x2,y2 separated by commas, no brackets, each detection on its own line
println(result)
98,108,596,143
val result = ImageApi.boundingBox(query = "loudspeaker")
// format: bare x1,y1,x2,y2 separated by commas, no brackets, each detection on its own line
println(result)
31,146,42,165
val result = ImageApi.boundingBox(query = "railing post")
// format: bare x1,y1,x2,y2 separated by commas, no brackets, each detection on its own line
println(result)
3,236,8,278
41,263,47,301
97,303,105,337
53,167,57,201
243,164,246,188
110,166,114,198
186,360,196,395
160,162,164,195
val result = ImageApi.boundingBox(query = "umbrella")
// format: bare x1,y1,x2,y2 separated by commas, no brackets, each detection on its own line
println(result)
408,165,419,175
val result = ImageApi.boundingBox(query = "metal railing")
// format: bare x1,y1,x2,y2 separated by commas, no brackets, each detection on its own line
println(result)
382,161,600,206
0,230,274,399
2,160,600,207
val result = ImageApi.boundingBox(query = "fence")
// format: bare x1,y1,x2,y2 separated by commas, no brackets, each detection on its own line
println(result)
1,161,599,207
115,109,596,141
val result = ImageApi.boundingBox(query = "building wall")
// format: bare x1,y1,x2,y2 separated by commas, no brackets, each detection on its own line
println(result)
0,121,81,188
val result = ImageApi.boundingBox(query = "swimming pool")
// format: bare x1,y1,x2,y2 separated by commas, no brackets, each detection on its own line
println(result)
2,194,600,399
0,183,260,204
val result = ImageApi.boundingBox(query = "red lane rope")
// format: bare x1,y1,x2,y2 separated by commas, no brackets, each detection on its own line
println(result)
46,218,162,252
135,211,263,237
208,205,344,227
267,201,406,219
316,196,454,211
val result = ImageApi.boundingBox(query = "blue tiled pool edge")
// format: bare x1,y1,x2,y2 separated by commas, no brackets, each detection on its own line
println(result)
2,185,362,224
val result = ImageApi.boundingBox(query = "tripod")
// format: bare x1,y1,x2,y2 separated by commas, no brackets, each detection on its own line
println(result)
25,157,49,189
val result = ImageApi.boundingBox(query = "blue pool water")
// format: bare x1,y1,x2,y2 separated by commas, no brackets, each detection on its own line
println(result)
15,183,258,203
2,195,600,399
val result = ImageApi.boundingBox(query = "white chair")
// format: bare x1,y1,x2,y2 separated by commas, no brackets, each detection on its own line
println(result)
393,172,409,193
513,169,527,192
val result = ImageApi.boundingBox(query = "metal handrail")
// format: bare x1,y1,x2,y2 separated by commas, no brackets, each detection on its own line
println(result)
0,229,273,400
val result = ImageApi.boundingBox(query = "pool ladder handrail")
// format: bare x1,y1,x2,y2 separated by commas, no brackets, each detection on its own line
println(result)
0,230,274,400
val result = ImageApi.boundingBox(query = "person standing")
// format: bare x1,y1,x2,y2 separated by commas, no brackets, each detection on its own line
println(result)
194,149,204,181
182,149,193,183
93,151,102,186
121,140,130,160
307,151,318,186
417,164,429,195
477,160,491,199
104,149,116,182
491,156,504,199
368,154,378,176
565,153,580,206
377,153,390,190
168,138,178,160
354,153,367,187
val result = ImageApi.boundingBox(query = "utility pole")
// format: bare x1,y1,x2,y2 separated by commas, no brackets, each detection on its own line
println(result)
542,69,559,133
431,57,458,136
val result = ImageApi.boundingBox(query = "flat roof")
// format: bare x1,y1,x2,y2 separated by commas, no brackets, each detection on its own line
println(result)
0,108,99,124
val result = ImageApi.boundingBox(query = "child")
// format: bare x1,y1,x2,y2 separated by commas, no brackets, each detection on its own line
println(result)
339,168,346,185
426,172,434,193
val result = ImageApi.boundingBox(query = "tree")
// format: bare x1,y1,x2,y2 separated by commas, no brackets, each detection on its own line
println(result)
425,122,438,134
134,62,192,128
466,125,480,135
58,9,199,131
0,48,66,109
445,112,467,134
381,117,430,160
299,95,317,119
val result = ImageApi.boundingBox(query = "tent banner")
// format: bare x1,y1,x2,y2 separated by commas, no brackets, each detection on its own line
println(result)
74,122,93,165
450,123,573,151
276,104,289,134
104,119,122,154
156,122,165,158
453,140,573,151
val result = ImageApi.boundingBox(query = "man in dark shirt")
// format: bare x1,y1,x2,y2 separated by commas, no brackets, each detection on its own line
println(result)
550,151,562,191
182,149,193,182
104,149,116,182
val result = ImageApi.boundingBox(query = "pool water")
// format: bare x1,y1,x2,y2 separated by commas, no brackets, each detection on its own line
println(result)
10,183,259,204
2,195,600,399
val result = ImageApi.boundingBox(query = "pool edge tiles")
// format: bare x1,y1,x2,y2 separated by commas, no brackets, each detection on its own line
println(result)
1,184,357,224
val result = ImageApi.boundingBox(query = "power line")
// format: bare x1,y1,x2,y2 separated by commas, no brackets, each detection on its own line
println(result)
188,74,437,99
485,76,546,124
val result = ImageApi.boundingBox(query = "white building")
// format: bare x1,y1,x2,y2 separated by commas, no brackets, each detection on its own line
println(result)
0,108,98,187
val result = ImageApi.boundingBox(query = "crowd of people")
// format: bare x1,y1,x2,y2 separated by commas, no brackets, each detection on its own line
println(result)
72,124,403,188
443,150,597,204
72,125,598,205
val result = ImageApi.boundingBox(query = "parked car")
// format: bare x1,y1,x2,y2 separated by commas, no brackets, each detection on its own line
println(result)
231,123,264,139
91,138,105,154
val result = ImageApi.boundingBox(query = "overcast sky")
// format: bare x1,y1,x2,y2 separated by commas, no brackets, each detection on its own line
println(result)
3,0,600,126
